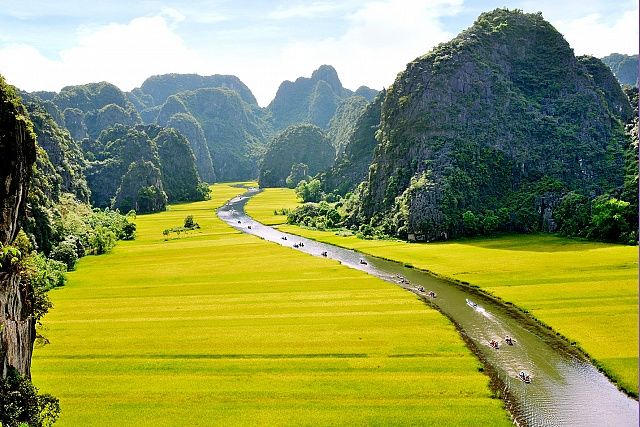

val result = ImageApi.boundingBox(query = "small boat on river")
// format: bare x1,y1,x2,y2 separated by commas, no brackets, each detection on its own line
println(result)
519,371,531,384
466,298,478,308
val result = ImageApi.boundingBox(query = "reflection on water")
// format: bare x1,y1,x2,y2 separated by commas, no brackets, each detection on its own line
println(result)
218,189,639,427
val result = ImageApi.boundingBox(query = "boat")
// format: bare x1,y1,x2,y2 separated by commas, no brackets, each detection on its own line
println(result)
466,298,478,308
519,371,531,384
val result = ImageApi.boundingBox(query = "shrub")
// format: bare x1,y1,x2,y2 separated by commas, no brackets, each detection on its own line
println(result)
183,215,199,229
0,368,60,427
121,222,136,240
50,239,78,271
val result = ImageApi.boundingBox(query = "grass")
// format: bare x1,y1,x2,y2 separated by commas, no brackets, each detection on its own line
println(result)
31,183,510,426
246,188,639,396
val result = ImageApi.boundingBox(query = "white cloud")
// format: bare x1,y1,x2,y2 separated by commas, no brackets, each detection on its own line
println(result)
268,2,341,20
0,13,204,92
554,6,639,57
160,7,186,24
255,0,463,103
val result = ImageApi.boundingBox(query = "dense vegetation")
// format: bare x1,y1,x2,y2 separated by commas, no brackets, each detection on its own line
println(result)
155,88,270,181
601,53,639,86
267,65,377,131
320,91,384,195
327,95,369,156
85,124,208,212
23,100,90,203
259,124,335,188
317,9,635,244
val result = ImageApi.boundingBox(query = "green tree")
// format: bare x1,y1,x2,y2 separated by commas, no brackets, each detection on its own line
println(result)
462,211,479,236
590,197,633,242
295,179,323,203
50,239,78,271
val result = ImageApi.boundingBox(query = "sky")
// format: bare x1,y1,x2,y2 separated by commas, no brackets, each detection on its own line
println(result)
0,0,637,106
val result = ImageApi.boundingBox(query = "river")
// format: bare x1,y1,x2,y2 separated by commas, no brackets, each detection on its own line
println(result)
217,189,638,426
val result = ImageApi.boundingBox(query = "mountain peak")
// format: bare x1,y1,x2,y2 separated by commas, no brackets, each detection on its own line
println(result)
311,65,343,93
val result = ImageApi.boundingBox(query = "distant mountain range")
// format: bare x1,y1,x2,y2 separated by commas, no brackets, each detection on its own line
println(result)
601,53,638,86
10,8,637,245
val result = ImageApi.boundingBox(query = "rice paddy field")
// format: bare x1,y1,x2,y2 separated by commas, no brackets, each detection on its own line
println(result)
31,183,510,426
246,188,639,396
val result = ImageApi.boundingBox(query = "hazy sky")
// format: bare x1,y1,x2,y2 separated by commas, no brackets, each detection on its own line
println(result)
0,0,637,106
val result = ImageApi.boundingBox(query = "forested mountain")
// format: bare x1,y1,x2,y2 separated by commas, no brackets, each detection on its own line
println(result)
259,124,335,188
156,88,270,181
320,91,384,195
132,73,258,109
52,82,142,140
332,9,634,241
86,124,207,212
19,69,375,187
601,53,638,86
23,100,90,203
267,65,377,131
327,95,369,156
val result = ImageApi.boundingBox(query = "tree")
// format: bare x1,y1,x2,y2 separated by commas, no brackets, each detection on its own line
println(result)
462,211,479,236
50,239,78,271
295,179,323,202
590,197,633,242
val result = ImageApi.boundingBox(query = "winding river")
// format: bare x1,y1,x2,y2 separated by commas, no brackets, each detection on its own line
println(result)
217,189,638,426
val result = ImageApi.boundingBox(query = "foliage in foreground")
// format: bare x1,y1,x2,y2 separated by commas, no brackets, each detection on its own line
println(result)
0,368,60,427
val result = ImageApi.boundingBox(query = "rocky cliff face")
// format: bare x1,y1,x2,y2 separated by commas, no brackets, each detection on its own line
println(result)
355,9,628,239
601,53,639,86
0,76,37,377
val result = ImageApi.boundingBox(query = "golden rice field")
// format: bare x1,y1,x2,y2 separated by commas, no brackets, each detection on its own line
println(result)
31,183,510,426
246,188,639,396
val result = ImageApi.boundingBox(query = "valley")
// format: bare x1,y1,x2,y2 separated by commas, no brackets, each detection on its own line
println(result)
31,184,510,426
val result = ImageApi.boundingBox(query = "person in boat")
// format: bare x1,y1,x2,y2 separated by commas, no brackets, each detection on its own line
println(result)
359,258,367,265
428,291,436,298
418,286,425,292
505,335,513,345
248,225,252,229
293,244,299,248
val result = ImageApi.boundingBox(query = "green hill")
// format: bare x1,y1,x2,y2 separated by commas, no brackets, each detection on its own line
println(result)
259,124,335,188
343,9,632,241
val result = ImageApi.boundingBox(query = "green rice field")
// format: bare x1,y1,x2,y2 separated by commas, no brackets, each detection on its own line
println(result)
246,188,639,396
31,183,510,426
